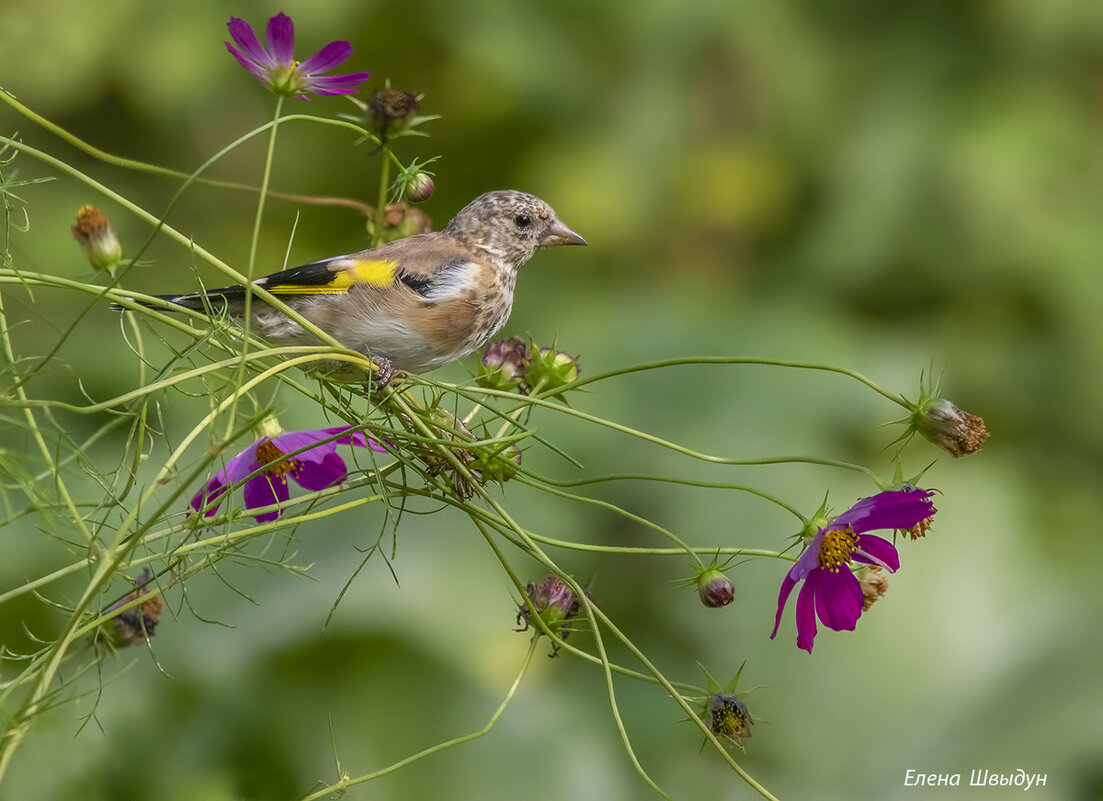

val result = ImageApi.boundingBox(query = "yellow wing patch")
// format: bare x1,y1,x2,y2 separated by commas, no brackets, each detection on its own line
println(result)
267,259,398,295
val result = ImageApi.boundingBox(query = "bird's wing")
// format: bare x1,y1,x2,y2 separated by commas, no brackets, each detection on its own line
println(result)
256,234,482,300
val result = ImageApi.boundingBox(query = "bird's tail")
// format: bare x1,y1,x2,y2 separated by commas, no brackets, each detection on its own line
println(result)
109,285,247,314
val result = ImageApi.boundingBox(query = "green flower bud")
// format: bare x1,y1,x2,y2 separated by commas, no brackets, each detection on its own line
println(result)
470,443,522,485
404,172,435,203
523,345,581,391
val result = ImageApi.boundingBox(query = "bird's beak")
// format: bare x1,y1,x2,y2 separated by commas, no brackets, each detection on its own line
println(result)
540,219,587,247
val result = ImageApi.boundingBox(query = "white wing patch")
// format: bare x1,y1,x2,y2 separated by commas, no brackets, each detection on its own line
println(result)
419,261,481,302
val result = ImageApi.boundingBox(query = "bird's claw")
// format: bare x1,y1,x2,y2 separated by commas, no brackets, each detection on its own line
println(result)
365,355,395,395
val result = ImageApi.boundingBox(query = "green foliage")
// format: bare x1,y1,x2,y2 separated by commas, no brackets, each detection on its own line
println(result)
1,2,1099,800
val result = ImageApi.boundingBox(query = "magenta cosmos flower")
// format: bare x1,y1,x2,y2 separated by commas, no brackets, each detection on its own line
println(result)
225,12,370,99
771,488,936,653
190,426,387,523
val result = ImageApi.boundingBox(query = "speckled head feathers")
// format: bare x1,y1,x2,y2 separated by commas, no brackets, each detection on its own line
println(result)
443,190,586,269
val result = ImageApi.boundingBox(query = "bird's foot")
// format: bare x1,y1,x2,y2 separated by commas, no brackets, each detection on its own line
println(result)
364,355,396,396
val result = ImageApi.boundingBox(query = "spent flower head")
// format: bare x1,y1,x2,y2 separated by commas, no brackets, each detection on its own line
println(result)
858,565,889,611
71,205,122,274
225,12,370,99
913,397,989,457
101,569,163,648
697,662,754,751
369,86,420,135
190,425,388,523
899,376,989,457
367,203,433,245
771,488,936,653
516,573,585,656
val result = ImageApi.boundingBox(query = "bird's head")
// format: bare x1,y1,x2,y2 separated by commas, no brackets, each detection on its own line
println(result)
445,190,586,269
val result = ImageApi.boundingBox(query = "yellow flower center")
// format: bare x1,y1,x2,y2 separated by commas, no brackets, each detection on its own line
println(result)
255,439,300,479
817,524,860,572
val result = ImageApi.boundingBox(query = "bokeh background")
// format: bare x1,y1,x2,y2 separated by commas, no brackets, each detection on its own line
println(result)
3,1,1103,799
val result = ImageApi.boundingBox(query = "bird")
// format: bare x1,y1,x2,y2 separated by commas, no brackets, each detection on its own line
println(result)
120,190,586,385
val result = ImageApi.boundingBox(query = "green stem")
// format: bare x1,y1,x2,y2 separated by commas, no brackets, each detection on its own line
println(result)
298,637,537,801
0,89,380,211
513,474,705,569
443,383,879,480
532,471,808,524
565,355,910,409
0,287,97,547
372,143,391,247
0,137,345,351
227,96,284,438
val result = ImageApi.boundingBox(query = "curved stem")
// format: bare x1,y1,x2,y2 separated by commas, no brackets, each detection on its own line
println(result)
565,356,910,409
513,475,705,569
298,638,538,801
0,89,379,211
531,471,808,524
431,382,880,480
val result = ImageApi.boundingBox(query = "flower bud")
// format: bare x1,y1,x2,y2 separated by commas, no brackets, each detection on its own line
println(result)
913,397,989,457
523,345,581,391
696,566,735,608
71,205,122,273
403,172,435,203
477,336,530,391
471,443,522,485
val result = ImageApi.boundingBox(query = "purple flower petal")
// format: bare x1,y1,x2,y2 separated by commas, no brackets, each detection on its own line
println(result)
795,578,818,653
771,573,798,639
297,41,353,75
187,426,389,526
788,534,822,582
244,473,289,523
272,430,339,465
303,73,372,95
324,426,390,453
836,490,935,534
304,71,372,89
225,43,271,82
226,17,270,64
265,12,295,66
293,451,348,492
852,534,900,572
813,569,863,632
190,444,259,516
190,474,228,516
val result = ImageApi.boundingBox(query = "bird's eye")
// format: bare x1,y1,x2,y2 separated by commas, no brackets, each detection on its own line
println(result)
514,213,532,228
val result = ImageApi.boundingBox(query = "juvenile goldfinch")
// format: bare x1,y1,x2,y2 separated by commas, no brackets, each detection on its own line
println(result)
125,191,585,384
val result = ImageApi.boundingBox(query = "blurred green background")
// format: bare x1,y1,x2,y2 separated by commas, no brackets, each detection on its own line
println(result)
3,0,1103,799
